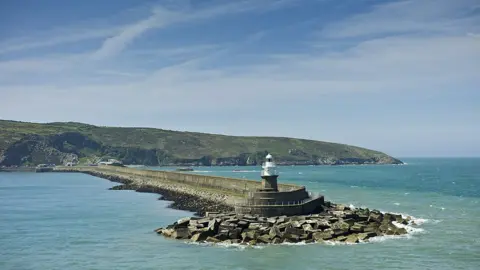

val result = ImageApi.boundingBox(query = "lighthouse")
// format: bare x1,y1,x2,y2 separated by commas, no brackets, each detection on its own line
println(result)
260,153,279,191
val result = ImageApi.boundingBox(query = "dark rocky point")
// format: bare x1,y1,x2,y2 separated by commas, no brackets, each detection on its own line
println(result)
155,203,413,246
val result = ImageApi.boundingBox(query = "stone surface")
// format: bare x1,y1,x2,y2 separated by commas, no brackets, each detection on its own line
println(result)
156,202,412,245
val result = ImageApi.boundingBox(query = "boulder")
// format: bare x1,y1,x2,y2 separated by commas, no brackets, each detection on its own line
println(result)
333,236,347,242
284,225,304,236
271,237,283,244
302,224,314,232
176,217,191,227
215,230,230,240
266,217,277,224
314,220,331,230
257,235,272,244
172,228,190,239
207,219,220,232
331,221,350,232
276,216,288,224
241,230,258,241
206,236,221,243
154,227,163,234
394,227,408,235
357,232,377,241
161,228,175,237
350,223,366,233
284,233,300,242
292,220,306,228
345,234,359,244
312,231,334,241
248,223,263,230
228,228,243,239
237,220,250,228
191,230,214,242
368,211,383,223
269,226,283,239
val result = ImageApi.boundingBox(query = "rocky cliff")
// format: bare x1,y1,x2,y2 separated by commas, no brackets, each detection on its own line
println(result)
0,120,403,166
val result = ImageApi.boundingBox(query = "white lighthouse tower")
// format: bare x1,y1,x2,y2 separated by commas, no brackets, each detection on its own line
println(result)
260,153,279,191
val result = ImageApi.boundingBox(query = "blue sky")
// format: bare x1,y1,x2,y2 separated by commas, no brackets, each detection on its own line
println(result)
1,0,479,157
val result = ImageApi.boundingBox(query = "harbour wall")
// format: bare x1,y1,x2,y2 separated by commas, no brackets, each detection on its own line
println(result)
55,165,301,195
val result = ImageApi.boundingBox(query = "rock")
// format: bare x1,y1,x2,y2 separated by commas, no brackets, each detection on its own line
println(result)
215,230,230,240
350,223,366,233
333,236,347,242
335,204,349,211
257,235,272,244
345,234,359,244
315,220,331,230
368,211,383,223
394,227,408,235
248,223,263,230
228,228,242,239
290,216,306,221
271,237,283,244
312,231,334,241
248,240,257,245
276,216,288,224
176,217,191,227
284,225,304,236
331,221,350,232
269,226,283,239
284,233,300,242
172,228,190,239
241,230,258,241
206,236,221,243
237,220,250,228
243,214,257,221
191,230,214,242
302,224,314,231
267,217,277,224
357,232,377,241
161,229,175,237
197,218,210,226
207,219,220,232
154,227,163,234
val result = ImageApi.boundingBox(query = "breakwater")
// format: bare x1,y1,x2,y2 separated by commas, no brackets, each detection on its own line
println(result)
54,166,411,245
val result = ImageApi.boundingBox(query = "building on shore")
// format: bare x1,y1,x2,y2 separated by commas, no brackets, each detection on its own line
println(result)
234,154,324,217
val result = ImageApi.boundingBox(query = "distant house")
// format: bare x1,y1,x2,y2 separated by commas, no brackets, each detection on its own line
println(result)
98,159,123,167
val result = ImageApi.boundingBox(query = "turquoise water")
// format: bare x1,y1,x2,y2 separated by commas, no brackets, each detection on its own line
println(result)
1,158,479,270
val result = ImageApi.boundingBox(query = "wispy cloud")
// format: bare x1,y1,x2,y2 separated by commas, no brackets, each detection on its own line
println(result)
0,0,479,156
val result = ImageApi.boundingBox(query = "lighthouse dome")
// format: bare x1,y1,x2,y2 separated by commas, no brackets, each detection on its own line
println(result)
266,154,273,159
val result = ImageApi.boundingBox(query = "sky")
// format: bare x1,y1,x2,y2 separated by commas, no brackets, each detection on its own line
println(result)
0,0,479,157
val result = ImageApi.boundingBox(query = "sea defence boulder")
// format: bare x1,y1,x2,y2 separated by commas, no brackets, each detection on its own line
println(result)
155,203,411,245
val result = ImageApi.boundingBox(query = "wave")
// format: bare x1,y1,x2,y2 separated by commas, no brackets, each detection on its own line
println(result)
186,241,264,250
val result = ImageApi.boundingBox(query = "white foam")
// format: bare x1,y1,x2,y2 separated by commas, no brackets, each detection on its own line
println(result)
186,241,264,250
393,202,401,206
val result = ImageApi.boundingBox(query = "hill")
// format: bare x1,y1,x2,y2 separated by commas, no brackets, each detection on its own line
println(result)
0,120,402,166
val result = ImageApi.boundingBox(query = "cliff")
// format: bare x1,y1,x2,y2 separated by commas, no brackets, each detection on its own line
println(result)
0,120,402,166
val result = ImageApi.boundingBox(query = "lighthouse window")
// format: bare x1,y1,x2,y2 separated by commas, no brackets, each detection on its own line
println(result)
267,158,272,162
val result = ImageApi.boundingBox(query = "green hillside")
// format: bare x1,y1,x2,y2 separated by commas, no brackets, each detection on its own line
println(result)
0,120,402,166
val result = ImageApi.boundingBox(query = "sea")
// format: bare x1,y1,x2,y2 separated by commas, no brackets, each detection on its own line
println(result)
1,158,479,270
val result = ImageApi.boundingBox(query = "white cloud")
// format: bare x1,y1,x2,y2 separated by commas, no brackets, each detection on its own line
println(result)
320,0,480,38
0,0,478,156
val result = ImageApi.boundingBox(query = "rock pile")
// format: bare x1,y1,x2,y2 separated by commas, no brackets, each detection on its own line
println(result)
155,203,411,245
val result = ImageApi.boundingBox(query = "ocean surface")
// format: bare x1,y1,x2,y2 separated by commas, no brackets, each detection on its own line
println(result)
1,158,479,270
